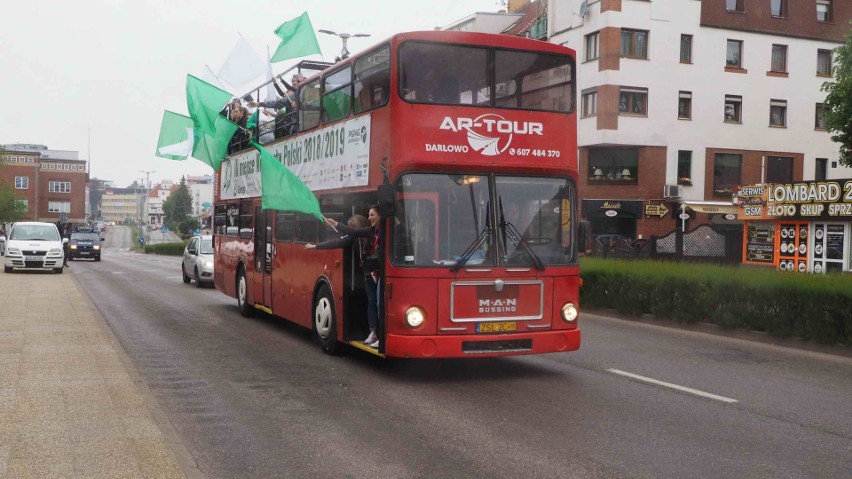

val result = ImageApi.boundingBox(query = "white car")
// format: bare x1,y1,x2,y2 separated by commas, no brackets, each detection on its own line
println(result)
4,222,67,274
182,235,214,287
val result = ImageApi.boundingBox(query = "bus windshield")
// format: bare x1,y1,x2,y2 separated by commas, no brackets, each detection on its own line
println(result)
391,173,576,267
399,41,574,112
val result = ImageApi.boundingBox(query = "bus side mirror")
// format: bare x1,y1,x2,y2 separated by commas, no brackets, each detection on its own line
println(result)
577,220,591,254
377,184,395,217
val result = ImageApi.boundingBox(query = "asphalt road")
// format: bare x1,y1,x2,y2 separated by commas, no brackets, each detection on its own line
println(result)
69,226,852,479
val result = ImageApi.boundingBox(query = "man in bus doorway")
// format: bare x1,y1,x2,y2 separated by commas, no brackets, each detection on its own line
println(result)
306,206,384,348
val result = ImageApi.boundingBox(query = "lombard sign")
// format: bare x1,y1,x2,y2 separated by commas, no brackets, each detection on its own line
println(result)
737,179,852,220
220,115,371,200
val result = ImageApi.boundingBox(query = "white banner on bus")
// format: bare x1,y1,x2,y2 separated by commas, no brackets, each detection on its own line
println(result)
220,115,371,200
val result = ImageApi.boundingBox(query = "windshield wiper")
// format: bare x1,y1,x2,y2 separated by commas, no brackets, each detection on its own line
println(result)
451,201,491,272
451,223,491,272
498,201,544,271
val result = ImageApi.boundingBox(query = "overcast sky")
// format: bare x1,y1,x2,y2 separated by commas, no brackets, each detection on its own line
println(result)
1,0,504,187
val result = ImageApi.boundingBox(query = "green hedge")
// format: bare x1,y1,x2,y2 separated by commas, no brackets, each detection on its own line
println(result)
579,257,852,346
143,241,187,256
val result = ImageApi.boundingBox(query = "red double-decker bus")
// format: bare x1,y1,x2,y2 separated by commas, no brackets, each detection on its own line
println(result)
213,30,580,358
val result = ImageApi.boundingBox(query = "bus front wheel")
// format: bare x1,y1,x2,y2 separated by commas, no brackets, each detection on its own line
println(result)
314,285,339,355
236,268,254,317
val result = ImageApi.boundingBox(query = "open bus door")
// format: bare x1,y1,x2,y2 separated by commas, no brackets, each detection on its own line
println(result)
254,207,274,311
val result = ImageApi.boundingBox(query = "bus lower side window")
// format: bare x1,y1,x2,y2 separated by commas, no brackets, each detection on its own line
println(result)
295,213,319,243
214,204,227,235
275,212,296,242
227,204,239,236
239,202,253,239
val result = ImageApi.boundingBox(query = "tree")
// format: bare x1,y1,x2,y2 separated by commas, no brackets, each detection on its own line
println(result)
0,180,27,225
163,176,193,225
821,26,852,168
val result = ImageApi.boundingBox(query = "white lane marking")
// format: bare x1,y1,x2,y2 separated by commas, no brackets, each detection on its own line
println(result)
606,368,738,404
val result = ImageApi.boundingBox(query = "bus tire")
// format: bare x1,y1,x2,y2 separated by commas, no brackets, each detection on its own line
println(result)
314,284,339,355
236,267,254,317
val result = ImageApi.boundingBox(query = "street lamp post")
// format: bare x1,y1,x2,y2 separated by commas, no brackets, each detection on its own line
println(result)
318,29,370,60
139,170,156,225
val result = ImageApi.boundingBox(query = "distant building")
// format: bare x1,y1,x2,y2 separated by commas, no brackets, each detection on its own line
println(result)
0,143,88,223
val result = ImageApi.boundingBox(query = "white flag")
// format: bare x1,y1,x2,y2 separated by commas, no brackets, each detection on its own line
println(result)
217,35,267,89
157,128,195,158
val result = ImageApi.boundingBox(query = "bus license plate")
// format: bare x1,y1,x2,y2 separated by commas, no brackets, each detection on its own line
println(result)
477,322,516,333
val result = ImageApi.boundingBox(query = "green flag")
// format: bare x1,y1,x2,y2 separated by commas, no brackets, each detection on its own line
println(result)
186,74,239,170
246,110,259,130
271,12,321,63
155,111,194,161
252,141,322,220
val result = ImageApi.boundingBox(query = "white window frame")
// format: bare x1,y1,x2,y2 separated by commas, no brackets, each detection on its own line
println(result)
581,89,597,117
817,0,833,22
16,199,28,212
585,32,599,61
48,201,71,213
49,181,71,193
14,176,28,189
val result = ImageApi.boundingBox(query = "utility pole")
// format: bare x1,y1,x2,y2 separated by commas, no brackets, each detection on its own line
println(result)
139,170,156,225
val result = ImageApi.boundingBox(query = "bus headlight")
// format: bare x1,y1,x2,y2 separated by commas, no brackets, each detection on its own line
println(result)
561,303,578,322
405,306,425,328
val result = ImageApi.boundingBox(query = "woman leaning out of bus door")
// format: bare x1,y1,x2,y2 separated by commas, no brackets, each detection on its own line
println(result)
305,207,384,348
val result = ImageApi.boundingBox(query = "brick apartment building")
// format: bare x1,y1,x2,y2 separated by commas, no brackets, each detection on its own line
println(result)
0,144,88,224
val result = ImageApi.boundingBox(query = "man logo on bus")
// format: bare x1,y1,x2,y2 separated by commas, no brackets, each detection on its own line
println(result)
439,114,543,156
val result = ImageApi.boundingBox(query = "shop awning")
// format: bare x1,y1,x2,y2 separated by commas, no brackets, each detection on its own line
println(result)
680,201,738,215
583,199,643,219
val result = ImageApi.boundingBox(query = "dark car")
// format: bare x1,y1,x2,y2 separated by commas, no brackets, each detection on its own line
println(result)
69,231,102,261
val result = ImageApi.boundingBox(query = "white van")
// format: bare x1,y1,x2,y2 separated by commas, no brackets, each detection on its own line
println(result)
4,222,67,274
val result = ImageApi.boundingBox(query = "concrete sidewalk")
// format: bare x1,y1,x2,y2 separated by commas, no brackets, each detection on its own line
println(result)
0,269,200,478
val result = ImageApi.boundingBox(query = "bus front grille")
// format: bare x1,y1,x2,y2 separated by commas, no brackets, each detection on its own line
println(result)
462,339,532,354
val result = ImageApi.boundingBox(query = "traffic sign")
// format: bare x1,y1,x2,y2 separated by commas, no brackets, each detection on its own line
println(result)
161,225,169,233
644,204,669,218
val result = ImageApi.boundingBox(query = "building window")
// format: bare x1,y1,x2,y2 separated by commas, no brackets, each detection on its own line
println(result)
49,181,71,193
724,95,742,123
619,87,648,116
14,177,28,189
817,49,833,76
767,156,793,184
621,29,649,59
726,40,743,67
815,158,828,181
16,200,28,212
585,32,599,61
817,0,833,22
815,103,826,129
49,163,56,170
726,0,744,12
678,91,692,120
677,151,693,186
581,89,597,117
588,147,639,183
771,44,787,72
770,100,787,127
771,0,788,17
48,201,71,213
680,34,692,63
713,154,741,197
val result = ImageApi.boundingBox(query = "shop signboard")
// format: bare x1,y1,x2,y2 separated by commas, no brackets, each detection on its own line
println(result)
744,222,775,264
737,179,852,221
